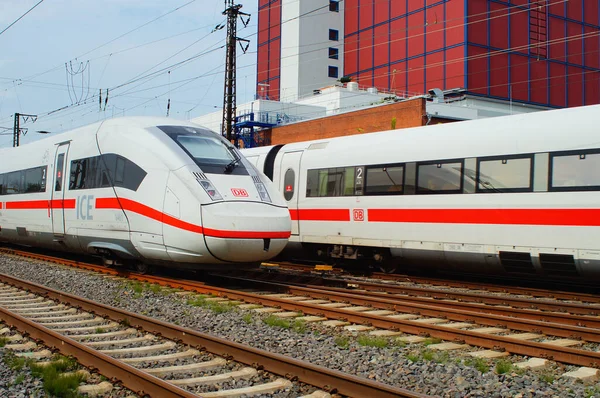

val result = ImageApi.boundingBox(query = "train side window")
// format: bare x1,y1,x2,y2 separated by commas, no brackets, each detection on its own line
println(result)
115,157,125,184
69,155,145,191
365,165,404,195
121,159,146,191
550,150,600,191
1,168,47,195
306,169,319,197
477,156,533,193
417,161,463,194
7,171,22,194
343,167,355,195
70,159,85,190
100,154,116,188
283,169,295,201
317,169,329,196
70,158,96,190
306,167,358,197
326,168,346,196
24,167,45,193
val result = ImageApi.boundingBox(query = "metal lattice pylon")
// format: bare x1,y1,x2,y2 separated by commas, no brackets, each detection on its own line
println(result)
221,0,249,144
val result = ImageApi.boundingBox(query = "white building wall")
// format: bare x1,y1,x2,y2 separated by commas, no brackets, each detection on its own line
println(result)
296,84,389,115
280,0,344,102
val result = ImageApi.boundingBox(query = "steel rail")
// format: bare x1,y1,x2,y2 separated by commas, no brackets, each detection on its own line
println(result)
222,268,600,318
272,262,600,302
6,247,597,313
0,273,425,398
300,284,600,329
4,249,600,367
0,305,197,398
212,275,600,342
367,272,600,302
110,273,600,368
319,277,600,316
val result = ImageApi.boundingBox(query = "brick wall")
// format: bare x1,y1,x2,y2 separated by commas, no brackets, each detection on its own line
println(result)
269,97,426,145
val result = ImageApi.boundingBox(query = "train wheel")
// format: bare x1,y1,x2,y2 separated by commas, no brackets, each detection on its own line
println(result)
378,260,397,274
134,262,151,275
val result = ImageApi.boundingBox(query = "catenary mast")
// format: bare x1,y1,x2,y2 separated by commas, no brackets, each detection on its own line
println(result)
221,0,249,143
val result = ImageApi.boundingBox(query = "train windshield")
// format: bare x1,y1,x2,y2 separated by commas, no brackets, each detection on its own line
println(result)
157,125,248,175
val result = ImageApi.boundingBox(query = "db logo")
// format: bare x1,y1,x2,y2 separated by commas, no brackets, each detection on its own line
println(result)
231,188,249,197
353,209,365,221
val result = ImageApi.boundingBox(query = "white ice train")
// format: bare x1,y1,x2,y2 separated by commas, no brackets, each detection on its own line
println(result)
0,117,291,272
242,104,600,280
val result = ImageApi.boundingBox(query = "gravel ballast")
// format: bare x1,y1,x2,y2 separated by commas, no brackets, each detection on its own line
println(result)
0,349,45,398
0,255,599,397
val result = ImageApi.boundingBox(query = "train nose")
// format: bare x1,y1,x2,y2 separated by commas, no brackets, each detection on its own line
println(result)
201,201,291,262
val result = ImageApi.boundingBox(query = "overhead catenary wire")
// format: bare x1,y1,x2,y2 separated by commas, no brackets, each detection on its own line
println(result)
0,0,201,91
0,0,45,38
0,0,571,97
0,1,354,126
1,20,595,129
1,0,596,137
0,0,395,125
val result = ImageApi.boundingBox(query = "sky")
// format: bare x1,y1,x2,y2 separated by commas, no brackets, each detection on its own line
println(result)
0,0,259,148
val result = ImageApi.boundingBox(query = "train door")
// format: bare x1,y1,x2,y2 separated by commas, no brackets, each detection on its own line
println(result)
51,143,70,237
279,151,302,235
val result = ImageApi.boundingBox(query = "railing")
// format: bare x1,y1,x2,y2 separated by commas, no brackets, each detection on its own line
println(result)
235,111,306,126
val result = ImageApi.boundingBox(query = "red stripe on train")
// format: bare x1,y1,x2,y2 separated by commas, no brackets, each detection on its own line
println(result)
289,209,350,221
288,208,600,227
203,228,291,239
4,200,76,209
368,208,600,226
96,197,290,238
96,197,205,234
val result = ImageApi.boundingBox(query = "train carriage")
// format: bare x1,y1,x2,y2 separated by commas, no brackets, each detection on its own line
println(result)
0,117,291,271
242,104,600,280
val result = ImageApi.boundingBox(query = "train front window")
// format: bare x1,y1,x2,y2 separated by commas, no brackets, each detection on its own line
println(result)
158,125,248,175
176,136,233,163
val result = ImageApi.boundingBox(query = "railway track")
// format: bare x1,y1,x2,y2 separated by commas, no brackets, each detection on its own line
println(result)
0,321,129,397
2,247,600,390
269,261,600,301
0,271,423,398
196,273,600,368
223,269,600,319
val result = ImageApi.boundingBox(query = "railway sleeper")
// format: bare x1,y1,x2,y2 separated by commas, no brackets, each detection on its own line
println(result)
99,340,176,356
144,357,227,376
84,334,155,348
3,300,56,308
38,316,106,328
171,367,257,387
52,321,120,334
27,312,94,322
199,378,294,397
14,306,74,316
68,328,138,341
121,348,201,364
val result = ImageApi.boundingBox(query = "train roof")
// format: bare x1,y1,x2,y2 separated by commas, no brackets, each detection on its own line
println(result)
0,116,214,155
271,104,600,158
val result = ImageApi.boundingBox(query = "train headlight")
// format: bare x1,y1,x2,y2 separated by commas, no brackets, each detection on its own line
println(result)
198,179,223,201
255,182,271,203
